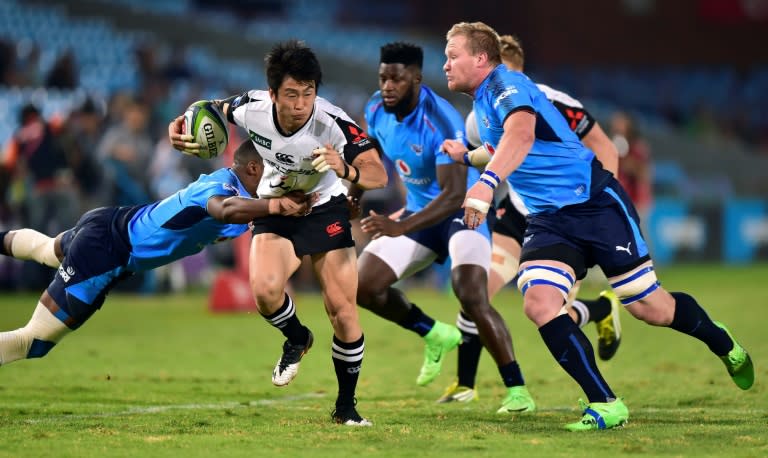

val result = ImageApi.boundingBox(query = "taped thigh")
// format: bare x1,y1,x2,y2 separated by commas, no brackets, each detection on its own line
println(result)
362,235,436,280
608,261,660,305
516,264,575,301
490,243,519,284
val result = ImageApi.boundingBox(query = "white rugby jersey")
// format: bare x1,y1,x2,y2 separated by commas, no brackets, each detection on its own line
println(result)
229,90,373,206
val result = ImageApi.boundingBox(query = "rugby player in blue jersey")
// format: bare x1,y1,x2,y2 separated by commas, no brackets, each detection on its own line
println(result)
356,42,535,413
439,34,624,404
441,22,754,431
0,140,314,367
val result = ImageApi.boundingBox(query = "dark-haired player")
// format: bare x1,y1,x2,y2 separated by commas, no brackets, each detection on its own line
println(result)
0,140,314,377
169,40,388,426
357,42,535,413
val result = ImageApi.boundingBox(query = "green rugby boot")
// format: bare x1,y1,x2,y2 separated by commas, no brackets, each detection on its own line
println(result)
565,398,628,431
595,290,622,361
416,322,462,386
437,380,478,403
496,385,536,413
714,321,754,390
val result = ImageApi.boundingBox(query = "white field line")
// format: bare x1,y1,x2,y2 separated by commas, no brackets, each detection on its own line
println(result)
15,397,768,424
20,392,327,424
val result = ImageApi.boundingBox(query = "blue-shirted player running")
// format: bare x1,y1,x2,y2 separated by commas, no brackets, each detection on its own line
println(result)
0,140,315,366
441,22,754,431
356,42,535,413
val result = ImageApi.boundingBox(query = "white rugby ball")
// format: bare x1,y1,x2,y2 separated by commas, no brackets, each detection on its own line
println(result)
182,100,229,159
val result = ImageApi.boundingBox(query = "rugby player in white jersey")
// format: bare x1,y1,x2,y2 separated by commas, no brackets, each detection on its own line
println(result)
169,40,388,426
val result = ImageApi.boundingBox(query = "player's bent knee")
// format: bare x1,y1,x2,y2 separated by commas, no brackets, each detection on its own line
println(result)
608,263,660,306
249,280,286,307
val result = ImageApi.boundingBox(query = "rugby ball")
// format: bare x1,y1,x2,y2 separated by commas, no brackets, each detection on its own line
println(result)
182,100,228,159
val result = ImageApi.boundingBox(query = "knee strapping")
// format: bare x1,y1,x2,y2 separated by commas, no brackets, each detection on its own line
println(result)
0,302,71,365
609,263,660,305
516,264,575,301
490,244,519,285
10,229,60,268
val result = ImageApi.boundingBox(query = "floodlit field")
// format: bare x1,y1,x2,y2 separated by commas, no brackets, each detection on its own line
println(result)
0,264,766,457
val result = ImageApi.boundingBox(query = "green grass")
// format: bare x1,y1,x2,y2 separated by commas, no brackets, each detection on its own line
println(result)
1,263,766,457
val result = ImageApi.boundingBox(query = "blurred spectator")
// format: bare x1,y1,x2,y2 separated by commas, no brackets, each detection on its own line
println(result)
610,111,653,220
97,99,153,205
45,50,79,90
1,103,80,288
1,103,79,232
56,97,108,211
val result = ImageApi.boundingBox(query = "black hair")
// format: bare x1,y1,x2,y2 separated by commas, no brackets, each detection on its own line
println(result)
264,40,323,93
380,42,423,69
233,139,263,165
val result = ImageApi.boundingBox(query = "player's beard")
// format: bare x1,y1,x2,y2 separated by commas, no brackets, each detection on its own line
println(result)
382,86,417,117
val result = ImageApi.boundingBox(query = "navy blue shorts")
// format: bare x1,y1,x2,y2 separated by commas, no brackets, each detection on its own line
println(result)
520,178,651,280
47,206,137,326
402,208,491,264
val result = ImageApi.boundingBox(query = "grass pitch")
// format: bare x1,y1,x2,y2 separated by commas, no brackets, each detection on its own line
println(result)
0,263,766,457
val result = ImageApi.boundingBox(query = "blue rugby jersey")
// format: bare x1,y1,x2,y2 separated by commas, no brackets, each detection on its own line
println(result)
125,168,251,271
473,65,607,214
365,85,477,212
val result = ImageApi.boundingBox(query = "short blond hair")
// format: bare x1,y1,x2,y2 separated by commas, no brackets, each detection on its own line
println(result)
499,35,525,70
446,22,501,66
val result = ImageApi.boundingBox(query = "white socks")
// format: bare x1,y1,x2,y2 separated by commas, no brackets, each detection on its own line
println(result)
0,302,71,365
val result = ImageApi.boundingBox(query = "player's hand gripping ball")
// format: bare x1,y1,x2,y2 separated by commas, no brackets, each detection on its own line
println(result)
181,100,229,159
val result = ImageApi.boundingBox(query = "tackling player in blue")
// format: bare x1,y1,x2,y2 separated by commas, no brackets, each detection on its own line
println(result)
441,22,754,431
356,42,535,413
0,140,315,367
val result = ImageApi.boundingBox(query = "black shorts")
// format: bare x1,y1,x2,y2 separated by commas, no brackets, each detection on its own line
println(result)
250,194,354,257
488,194,527,245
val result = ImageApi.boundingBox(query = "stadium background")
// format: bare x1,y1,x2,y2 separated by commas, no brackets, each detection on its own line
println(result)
1,0,767,295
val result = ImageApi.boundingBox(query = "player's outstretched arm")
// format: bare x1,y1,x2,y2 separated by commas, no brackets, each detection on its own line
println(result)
208,193,318,224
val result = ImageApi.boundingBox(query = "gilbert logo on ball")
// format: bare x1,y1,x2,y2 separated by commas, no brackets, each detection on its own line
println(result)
183,100,229,159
